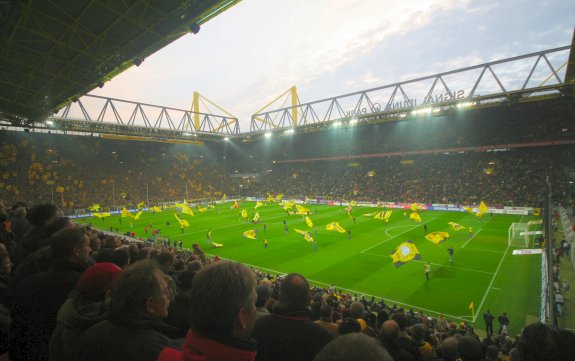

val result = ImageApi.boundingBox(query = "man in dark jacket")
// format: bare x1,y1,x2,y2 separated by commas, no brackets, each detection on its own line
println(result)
9,226,91,361
49,262,123,361
252,273,333,361
73,260,174,361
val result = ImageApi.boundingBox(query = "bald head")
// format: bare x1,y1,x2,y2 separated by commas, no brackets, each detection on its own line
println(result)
381,320,400,341
279,273,310,307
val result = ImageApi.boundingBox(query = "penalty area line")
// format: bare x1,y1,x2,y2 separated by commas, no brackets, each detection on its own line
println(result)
361,216,439,254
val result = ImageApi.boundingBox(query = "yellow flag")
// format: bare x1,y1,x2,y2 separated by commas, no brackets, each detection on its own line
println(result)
390,240,421,267
221,193,227,201
212,241,224,248
448,222,466,231
294,229,314,242
93,212,110,219
253,212,260,223
134,211,143,220
198,207,208,213
151,206,162,213
121,207,133,218
174,213,190,228
295,204,310,215
305,216,313,228
241,209,248,218
410,213,422,222
425,231,450,245
255,201,264,209
350,201,357,207
243,229,257,240
477,201,488,218
283,201,294,210
325,222,346,233
410,203,419,212
137,201,145,211
463,207,474,215
181,204,195,217
89,204,101,211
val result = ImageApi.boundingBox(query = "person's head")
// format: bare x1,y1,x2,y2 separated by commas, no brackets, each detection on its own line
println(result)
380,319,400,342
320,304,333,322
255,284,271,308
189,261,257,340
313,333,392,361
26,204,59,227
339,317,361,335
350,301,365,319
109,260,170,322
50,226,90,264
457,335,482,361
516,322,572,361
43,216,74,237
156,252,174,273
74,262,123,302
279,273,311,308
103,235,122,249
390,311,408,331
411,323,427,344
111,247,130,269
438,337,459,361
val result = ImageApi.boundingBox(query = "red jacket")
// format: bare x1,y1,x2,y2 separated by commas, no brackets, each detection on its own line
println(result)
156,329,256,361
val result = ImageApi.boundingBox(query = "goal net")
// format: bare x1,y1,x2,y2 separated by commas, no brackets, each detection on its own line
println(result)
508,222,543,247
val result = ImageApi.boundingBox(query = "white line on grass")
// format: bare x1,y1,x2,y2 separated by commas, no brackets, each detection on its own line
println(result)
461,229,481,248
491,287,502,291
361,217,439,254
464,247,505,254
411,260,494,275
474,245,510,322
385,225,415,237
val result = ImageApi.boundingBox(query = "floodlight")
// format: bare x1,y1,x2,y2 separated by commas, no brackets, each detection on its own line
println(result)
284,129,294,135
224,137,230,141
349,118,358,125
264,132,272,138
333,121,341,127
45,120,54,125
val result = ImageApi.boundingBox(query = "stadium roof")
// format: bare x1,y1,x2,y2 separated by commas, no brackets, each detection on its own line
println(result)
0,0,239,126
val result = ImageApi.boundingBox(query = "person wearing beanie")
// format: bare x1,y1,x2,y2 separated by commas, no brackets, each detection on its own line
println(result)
49,262,123,361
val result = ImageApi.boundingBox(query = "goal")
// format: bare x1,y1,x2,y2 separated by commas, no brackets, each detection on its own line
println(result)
508,222,542,247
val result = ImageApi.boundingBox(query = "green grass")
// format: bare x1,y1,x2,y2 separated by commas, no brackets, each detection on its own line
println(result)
84,202,541,336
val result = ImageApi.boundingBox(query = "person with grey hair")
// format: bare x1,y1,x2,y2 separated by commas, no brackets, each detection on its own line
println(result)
313,333,393,361
73,260,173,361
253,273,333,361
157,261,258,361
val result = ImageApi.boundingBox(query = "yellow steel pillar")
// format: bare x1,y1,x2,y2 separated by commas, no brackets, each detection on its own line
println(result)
291,86,298,127
192,91,200,131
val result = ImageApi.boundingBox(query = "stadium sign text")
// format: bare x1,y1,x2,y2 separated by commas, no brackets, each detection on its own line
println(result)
344,90,466,117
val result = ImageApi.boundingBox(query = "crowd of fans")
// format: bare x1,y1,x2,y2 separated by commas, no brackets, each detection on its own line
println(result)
1,201,574,361
1,96,574,211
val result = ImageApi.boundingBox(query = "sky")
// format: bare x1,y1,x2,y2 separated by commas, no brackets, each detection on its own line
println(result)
86,0,575,132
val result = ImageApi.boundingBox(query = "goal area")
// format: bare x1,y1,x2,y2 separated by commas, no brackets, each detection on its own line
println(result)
508,222,543,247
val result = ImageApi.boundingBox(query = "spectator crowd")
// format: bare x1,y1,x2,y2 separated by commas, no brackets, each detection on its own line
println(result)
1,201,574,361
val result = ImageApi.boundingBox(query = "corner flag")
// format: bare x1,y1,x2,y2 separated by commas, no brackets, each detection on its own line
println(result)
469,301,475,319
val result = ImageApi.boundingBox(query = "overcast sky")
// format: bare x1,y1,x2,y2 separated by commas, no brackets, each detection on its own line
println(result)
87,0,575,131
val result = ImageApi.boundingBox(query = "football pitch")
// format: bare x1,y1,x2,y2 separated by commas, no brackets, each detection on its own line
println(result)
85,202,542,335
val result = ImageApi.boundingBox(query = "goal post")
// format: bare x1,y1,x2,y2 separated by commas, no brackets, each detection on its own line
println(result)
508,222,543,247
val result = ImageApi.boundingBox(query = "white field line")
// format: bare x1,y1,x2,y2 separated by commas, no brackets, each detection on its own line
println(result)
473,244,510,322
361,217,439,254
461,228,481,248
464,247,505,254
214,257,474,322
362,252,493,275
411,259,494,275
